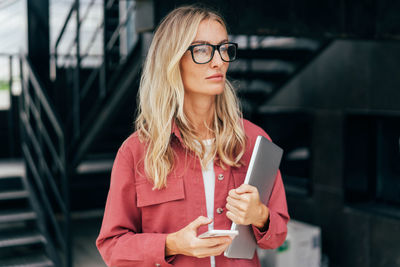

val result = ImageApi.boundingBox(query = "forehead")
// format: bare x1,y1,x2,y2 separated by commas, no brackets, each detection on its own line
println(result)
193,19,228,43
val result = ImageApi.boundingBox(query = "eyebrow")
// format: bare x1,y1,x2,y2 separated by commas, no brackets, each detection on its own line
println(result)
190,39,229,45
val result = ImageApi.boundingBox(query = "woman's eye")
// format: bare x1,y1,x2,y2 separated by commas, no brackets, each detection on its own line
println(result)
194,46,208,54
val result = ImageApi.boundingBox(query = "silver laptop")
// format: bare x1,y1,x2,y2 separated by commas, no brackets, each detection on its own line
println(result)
224,135,283,259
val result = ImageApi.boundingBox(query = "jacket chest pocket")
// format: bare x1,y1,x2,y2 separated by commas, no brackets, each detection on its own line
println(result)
136,178,186,232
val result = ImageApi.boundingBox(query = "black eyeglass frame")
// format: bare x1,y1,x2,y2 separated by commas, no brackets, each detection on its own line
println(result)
187,42,238,64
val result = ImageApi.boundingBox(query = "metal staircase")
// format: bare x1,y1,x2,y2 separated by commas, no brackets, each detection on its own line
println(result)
5,1,142,266
0,160,58,267
50,0,142,212
228,36,331,120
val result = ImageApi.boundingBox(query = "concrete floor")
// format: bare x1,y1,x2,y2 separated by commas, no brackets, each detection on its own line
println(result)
72,216,106,267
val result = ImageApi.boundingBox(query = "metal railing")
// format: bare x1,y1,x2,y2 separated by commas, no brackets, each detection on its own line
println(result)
19,53,70,267
17,2,139,264
51,0,137,146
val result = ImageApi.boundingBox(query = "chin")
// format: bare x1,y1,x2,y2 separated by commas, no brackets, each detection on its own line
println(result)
207,85,225,95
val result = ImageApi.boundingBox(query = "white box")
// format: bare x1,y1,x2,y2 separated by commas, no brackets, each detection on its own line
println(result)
258,220,321,267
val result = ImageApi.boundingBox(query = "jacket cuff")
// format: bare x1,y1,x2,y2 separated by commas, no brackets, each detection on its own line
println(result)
149,233,176,266
114,233,175,266
252,210,276,243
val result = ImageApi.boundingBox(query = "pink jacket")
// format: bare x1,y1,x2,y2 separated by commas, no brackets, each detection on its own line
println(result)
96,119,289,267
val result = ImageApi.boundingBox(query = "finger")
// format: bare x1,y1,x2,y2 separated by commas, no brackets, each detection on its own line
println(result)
196,239,232,258
226,202,245,216
208,241,232,256
194,237,230,256
226,210,244,225
226,196,247,211
235,184,256,194
194,243,229,258
189,216,212,230
228,189,242,200
198,236,231,248
239,193,251,203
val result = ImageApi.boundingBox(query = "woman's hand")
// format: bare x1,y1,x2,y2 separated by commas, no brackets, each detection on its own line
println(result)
165,216,233,258
225,184,269,229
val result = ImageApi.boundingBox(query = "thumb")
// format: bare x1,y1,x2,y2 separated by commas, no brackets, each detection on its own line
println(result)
188,216,212,230
235,184,247,194
236,184,253,194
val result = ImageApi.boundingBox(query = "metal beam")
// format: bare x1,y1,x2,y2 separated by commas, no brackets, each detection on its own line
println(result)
27,0,50,88
153,0,400,40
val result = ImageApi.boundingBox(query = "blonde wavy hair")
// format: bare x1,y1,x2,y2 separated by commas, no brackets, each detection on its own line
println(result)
135,5,246,189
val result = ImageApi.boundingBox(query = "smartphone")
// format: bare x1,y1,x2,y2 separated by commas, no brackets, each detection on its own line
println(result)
198,229,239,239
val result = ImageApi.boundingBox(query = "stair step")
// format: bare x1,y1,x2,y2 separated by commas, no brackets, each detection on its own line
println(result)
228,70,290,82
0,198,30,212
0,190,29,200
76,157,114,174
0,210,36,223
0,254,53,267
0,177,23,192
0,229,45,248
0,160,24,179
238,47,315,61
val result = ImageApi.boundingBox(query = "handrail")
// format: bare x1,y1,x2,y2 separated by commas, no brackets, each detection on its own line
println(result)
54,0,103,68
81,20,104,60
79,0,96,26
0,52,18,57
20,54,64,139
21,126,67,246
106,2,136,51
54,2,77,50
23,91,65,174
19,52,70,267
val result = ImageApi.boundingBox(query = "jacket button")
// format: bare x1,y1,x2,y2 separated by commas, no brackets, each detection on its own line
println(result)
155,264,161,267
216,207,224,214
217,174,224,181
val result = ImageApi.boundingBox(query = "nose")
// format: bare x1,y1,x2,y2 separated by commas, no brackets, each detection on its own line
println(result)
210,50,224,68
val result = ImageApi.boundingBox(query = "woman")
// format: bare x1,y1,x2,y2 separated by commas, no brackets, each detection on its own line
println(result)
96,5,289,267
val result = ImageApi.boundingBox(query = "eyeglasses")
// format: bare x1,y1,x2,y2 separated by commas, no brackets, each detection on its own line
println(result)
187,42,238,64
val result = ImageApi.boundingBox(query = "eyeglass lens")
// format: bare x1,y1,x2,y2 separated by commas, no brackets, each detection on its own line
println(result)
192,43,237,64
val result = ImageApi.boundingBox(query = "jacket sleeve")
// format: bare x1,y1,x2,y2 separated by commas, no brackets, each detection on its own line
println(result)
96,145,174,267
250,129,290,249
251,169,290,249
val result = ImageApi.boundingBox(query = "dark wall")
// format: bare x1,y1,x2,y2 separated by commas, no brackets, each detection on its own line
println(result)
268,40,400,267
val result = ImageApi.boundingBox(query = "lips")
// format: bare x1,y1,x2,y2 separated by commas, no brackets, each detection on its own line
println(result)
206,74,224,79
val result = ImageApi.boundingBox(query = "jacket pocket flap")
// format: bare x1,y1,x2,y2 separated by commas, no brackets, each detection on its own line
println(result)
136,178,185,208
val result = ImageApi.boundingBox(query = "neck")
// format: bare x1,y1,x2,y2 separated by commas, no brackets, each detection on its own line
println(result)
183,93,216,140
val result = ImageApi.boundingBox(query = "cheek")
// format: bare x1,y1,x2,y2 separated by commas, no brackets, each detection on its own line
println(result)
181,60,205,87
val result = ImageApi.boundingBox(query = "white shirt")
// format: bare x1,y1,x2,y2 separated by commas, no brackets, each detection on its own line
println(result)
200,139,216,267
